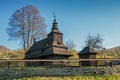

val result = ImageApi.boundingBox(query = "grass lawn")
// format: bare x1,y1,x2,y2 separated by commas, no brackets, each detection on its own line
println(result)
11,75,120,80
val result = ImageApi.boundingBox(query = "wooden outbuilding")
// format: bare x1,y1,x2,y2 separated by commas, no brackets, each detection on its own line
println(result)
78,46,97,66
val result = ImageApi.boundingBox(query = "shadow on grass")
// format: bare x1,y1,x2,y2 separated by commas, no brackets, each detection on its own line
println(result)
0,74,106,80
0,66,119,80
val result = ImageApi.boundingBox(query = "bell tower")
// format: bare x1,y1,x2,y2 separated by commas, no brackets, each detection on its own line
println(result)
47,16,63,45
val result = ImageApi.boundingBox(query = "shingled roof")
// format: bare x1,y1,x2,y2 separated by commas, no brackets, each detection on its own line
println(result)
78,46,97,55
25,38,71,59
24,38,47,58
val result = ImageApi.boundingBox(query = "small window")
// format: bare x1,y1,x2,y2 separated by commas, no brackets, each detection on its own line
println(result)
56,36,58,38
57,42,61,45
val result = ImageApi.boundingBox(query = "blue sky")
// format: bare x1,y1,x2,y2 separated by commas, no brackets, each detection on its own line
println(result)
0,0,120,51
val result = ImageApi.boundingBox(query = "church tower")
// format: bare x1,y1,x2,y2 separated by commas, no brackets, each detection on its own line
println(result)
47,16,63,46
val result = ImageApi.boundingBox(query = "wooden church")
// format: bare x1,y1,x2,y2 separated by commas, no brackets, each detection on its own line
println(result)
24,16,72,66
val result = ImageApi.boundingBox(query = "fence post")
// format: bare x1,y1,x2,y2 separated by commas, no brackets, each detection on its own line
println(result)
7,61,10,69
62,61,64,67
79,61,81,67
44,61,46,67
110,60,113,67
95,60,98,68
25,61,28,69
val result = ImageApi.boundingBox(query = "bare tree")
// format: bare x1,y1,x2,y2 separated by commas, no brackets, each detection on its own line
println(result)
66,40,76,53
7,5,47,51
85,33,103,50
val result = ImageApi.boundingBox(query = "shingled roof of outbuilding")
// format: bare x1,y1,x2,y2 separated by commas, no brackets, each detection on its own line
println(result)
78,46,97,55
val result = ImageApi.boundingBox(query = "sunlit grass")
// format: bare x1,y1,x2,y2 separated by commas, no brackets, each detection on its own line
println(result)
12,75,120,80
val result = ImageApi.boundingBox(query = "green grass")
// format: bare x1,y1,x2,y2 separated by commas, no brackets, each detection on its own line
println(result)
11,75,120,80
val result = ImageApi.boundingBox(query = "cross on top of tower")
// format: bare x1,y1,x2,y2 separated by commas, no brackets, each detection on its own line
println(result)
52,13,58,31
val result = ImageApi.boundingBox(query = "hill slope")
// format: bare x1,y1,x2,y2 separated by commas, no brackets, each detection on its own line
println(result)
0,45,10,51
97,46,120,58
106,46,120,58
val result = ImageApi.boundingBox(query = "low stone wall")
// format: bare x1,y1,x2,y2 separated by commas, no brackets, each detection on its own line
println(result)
0,66,120,79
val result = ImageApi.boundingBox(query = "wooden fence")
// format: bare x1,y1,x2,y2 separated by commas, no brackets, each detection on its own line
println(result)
0,58,120,69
